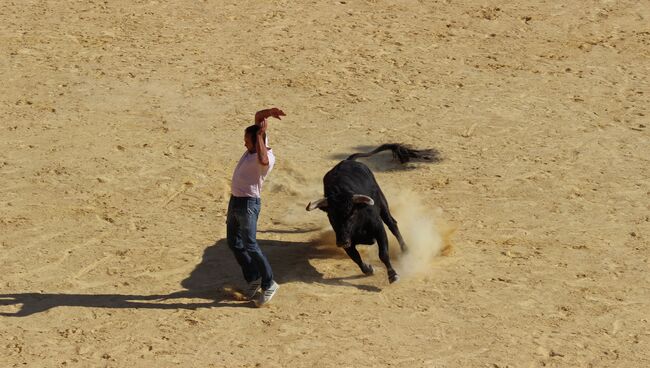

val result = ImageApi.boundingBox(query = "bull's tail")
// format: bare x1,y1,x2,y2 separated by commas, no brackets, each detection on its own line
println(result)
346,143,440,164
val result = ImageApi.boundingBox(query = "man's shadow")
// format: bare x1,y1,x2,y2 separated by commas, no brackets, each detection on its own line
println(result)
0,238,380,317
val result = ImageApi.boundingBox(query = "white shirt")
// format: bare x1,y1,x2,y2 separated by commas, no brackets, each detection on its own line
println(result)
231,148,275,198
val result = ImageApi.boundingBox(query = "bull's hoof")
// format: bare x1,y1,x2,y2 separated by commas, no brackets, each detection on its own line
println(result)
388,273,400,284
362,264,374,276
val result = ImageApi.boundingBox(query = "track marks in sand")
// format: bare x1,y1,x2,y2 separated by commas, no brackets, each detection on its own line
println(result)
1,229,65,259
265,161,328,230
72,253,114,282
44,238,105,276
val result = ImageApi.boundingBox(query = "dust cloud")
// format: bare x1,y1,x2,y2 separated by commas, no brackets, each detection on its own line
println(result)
377,188,452,278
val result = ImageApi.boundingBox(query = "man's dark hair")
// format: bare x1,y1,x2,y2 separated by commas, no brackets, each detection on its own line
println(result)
245,125,266,147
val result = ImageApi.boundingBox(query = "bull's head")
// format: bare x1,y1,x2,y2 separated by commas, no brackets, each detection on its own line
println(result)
306,194,375,248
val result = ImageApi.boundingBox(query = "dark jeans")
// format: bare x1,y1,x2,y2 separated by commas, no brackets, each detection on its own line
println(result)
226,196,273,290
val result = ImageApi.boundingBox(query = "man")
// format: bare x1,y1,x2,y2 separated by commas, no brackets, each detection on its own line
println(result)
227,107,285,307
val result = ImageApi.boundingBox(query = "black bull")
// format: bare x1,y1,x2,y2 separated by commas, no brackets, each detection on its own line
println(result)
306,144,438,283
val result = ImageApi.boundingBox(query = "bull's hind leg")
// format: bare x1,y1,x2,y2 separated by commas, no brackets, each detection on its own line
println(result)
379,195,407,252
377,230,399,283
344,246,374,276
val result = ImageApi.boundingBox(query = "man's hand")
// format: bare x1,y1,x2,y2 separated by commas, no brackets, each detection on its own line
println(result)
255,108,286,125
268,108,285,120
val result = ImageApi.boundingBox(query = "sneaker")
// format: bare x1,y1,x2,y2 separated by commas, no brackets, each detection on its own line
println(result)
256,281,279,307
245,278,262,300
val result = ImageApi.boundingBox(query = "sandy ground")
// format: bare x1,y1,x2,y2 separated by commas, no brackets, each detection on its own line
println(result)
1,1,649,367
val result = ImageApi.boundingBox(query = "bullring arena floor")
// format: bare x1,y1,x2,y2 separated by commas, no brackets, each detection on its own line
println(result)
1,1,648,367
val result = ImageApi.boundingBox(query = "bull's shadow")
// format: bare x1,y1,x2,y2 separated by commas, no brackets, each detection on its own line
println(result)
330,145,441,172
0,238,379,317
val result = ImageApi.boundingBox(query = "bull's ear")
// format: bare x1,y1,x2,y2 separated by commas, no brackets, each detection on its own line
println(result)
306,198,328,211
352,194,375,206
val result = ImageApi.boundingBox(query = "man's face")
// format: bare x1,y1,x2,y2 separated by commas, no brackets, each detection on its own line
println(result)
244,133,255,153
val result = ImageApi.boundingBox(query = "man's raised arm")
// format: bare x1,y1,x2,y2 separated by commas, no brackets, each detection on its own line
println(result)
254,107,285,166
256,120,270,166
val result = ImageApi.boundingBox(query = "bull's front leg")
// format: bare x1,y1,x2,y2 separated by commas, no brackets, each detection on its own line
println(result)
344,246,374,276
376,229,399,283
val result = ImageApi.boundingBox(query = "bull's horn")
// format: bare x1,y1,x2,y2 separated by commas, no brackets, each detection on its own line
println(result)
352,194,375,206
306,198,328,211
